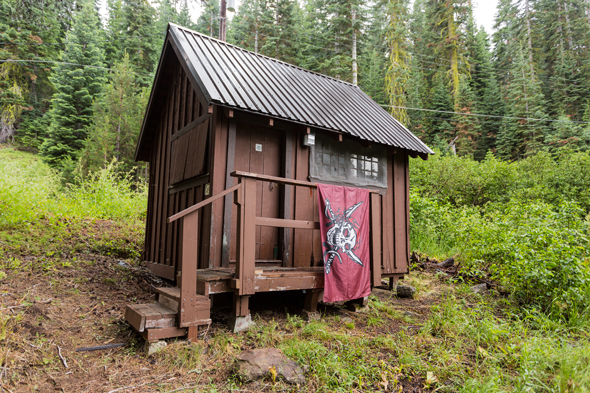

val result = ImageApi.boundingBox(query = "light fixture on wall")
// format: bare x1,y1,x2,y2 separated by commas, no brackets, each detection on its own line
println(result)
303,132,315,147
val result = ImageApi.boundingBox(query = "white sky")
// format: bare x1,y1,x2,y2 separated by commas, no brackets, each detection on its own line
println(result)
472,0,499,34
99,0,499,36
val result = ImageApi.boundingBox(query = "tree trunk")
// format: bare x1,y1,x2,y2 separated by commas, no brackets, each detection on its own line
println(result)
563,1,573,50
352,9,357,86
524,0,535,77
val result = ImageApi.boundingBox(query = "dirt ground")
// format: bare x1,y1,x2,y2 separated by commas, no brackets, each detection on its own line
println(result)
0,251,444,393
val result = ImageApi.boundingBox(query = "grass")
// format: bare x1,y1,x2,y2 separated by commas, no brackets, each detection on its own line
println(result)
2,146,590,391
0,147,146,260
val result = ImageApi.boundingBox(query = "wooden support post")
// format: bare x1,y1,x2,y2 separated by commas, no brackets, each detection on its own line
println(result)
370,193,382,287
234,184,245,291
303,289,322,313
239,177,257,295
179,210,199,327
232,293,250,317
187,327,199,341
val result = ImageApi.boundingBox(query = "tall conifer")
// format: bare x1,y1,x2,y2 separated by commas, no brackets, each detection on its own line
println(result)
40,0,106,166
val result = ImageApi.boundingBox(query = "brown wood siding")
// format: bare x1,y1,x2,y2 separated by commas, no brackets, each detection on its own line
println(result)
290,128,327,267
206,106,229,269
381,150,409,275
144,60,208,279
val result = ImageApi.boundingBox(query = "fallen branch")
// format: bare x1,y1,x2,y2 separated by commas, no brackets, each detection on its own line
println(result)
106,382,150,393
0,298,53,311
57,346,68,369
75,343,125,352
0,382,14,393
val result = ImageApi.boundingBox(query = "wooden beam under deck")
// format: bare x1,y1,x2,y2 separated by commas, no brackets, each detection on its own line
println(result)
195,267,324,295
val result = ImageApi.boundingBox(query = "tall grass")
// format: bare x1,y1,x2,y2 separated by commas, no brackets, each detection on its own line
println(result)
0,148,147,230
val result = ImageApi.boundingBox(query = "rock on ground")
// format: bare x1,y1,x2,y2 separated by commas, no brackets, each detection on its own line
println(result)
397,284,416,298
144,340,167,356
470,283,488,294
234,348,305,385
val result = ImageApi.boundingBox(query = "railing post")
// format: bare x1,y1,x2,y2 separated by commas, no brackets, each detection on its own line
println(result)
240,177,257,295
370,193,382,287
179,210,199,327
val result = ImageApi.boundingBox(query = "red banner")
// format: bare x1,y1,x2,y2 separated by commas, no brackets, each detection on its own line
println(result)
317,184,370,303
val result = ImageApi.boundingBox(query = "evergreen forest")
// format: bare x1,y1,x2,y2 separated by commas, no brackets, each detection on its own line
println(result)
3,0,590,171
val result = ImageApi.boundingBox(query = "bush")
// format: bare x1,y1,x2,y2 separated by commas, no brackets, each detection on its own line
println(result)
411,150,590,212
410,188,590,320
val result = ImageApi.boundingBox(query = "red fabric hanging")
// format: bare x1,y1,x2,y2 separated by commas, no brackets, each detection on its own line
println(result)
317,184,371,303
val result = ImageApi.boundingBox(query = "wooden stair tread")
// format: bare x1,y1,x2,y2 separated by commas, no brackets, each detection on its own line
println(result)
127,302,176,319
155,287,180,300
125,302,177,333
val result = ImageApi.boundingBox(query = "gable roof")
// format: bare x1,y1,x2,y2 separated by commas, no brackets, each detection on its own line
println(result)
136,23,433,160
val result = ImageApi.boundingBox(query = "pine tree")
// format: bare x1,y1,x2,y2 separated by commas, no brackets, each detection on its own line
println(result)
40,0,107,166
301,0,365,82
228,0,274,53
497,43,547,160
122,0,159,83
81,52,148,174
177,0,197,29
358,2,388,105
545,114,590,154
0,0,74,146
425,0,471,107
468,26,505,159
195,0,220,37
104,0,127,68
384,0,411,125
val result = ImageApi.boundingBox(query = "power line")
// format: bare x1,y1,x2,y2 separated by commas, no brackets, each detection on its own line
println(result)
406,113,551,127
0,59,155,76
383,104,590,124
0,33,164,47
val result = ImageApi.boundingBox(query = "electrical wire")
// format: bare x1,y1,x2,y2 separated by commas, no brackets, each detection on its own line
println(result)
0,59,155,76
382,104,590,124
0,33,164,46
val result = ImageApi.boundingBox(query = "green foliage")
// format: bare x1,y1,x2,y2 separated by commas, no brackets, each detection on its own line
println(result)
39,0,107,167
0,147,146,229
410,152,590,320
81,52,148,175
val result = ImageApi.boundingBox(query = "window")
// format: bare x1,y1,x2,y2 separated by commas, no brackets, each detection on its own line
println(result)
310,133,388,189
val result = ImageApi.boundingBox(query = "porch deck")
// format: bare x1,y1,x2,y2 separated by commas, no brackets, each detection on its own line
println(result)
126,171,384,342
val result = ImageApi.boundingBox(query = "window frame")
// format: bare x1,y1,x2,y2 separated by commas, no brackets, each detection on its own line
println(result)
309,133,388,191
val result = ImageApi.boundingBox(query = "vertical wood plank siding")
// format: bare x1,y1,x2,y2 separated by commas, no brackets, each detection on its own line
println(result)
145,61,207,279
146,96,409,277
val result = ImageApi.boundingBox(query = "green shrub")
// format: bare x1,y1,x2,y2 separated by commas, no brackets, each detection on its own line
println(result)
411,150,590,212
410,192,590,320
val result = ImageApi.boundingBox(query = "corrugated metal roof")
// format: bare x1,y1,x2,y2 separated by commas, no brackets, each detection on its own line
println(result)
169,23,434,155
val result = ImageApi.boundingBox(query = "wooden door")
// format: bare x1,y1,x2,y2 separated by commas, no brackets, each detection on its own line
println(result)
230,123,282,261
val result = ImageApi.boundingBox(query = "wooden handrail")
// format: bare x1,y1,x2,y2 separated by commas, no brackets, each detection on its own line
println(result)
168,183,242,223
231,171,380,193
255,217,320,230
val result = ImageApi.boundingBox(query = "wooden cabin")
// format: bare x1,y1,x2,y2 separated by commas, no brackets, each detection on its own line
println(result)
125,23,433,342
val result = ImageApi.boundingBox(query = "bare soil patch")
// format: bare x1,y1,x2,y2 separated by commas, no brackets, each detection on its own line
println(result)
0,249,446,392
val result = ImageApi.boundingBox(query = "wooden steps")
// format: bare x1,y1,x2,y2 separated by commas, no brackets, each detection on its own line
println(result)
125,287,211,342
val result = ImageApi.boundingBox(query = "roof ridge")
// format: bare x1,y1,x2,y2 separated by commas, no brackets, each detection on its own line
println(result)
168,22,359,88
